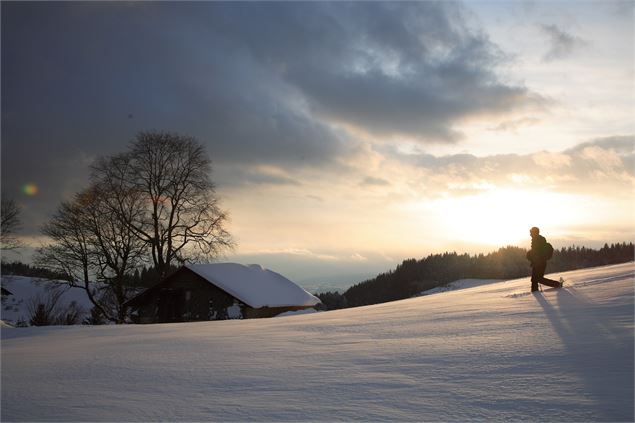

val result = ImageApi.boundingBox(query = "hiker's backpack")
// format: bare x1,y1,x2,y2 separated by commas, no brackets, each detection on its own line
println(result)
544,242,554,260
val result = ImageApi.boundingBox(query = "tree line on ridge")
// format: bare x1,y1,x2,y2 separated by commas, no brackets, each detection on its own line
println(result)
317,243,634,310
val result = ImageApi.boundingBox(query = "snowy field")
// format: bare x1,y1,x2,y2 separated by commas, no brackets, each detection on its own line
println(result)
2,262,633,421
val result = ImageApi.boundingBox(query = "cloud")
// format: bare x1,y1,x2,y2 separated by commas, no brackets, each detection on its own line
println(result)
217,165,302,188
360,177,390,187
564,136,633,182
349,253,368,262
489,117,541,132
306,195,324,203
1,2,359,170
613,1,635,16
380,135,634,198
579,146,623,171
567,135,634,156
270,2,544,142
540,24,587,62
251,248,341,262
227,250,395,285
531,151,572,169
238,248,370,265
0,2,586,242
24,1,541,147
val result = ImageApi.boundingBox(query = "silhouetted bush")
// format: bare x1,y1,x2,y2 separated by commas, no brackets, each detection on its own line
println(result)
27,288,85,326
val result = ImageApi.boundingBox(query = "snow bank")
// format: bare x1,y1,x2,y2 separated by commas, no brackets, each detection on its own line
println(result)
1,262,633,421
187,263,321,308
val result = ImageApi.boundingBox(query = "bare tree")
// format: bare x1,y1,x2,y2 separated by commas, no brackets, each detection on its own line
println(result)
1,198,21,250
80,184,146,322
93,131,234,277
37,130,234,321
36,183,146,323
37,199,93,285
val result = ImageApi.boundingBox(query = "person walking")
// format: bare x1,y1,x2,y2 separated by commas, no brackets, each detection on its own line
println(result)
526,227,562,292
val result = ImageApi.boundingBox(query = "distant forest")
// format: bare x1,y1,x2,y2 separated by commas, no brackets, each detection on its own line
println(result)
317,242,634,311
0,262,171,289
1,261,68,281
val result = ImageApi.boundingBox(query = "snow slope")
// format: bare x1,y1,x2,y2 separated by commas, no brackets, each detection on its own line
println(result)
418,278,502,296
2,262,633,421
1,276,93,326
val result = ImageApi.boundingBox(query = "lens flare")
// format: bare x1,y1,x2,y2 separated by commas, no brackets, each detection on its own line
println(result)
22,183,39,196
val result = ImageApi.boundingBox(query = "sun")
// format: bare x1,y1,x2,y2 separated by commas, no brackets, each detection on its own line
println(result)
434,189,582,247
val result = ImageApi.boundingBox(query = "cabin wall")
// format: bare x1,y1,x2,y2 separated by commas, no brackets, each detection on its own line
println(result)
133,270,247,323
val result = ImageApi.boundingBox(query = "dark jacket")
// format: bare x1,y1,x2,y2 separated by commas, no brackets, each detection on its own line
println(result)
527,234,549,265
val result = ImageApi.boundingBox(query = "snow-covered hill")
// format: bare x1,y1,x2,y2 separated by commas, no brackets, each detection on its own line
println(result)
2,262,633,421
1,276,93,326
418,277,502,296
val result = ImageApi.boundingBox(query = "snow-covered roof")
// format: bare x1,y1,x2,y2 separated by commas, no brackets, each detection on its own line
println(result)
186,263,321,309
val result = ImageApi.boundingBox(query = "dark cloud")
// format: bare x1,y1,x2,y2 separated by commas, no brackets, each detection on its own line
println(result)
613,1,635,16
540,24,587,62
244,2,541,141
2,1,542,236
2,2,356,167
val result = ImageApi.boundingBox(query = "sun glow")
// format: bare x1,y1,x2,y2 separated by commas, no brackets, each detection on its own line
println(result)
433,189,587,246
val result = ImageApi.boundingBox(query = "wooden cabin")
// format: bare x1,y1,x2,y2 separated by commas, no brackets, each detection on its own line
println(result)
125,263,320,323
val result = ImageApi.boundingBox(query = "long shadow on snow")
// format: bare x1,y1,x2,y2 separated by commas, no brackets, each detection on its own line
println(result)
535,289,634,422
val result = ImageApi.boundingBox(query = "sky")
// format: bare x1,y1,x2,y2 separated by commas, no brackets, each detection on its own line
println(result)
1,1,633,289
